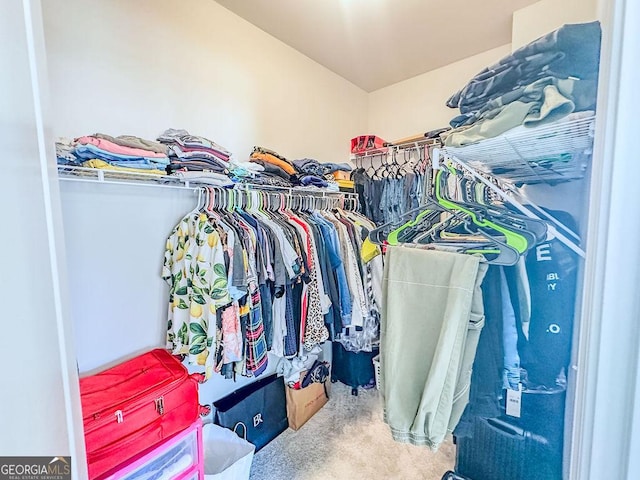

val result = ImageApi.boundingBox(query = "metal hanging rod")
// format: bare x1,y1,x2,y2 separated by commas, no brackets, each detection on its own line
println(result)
199,185,360,212
233,181,358,199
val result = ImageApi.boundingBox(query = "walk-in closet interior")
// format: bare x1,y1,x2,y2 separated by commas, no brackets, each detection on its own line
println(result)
5,0,640,479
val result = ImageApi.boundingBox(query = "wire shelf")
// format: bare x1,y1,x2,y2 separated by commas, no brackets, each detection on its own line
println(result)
56,165,354,197
443,112,596,185
57,164,191,188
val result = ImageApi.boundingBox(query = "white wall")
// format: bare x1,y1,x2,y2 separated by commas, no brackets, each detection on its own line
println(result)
59,182,194,373
43,0,367,163
1,0,85,475
512,0,599,50
367,45,512,142
44,0,364,400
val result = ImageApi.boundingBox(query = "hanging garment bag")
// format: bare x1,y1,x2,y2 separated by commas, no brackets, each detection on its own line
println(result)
212,373,288,451
80,348,205,479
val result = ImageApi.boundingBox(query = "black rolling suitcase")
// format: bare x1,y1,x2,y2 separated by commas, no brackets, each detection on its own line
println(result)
455,415,563,480
331,341,378,395
455,385,566,480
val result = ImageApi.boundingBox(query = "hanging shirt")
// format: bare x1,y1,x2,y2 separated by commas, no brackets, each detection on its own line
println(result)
325,213,367,327
221,303,243,364
312,212,353,328
288,213,329,350
271,295,287,357
163,212,231,378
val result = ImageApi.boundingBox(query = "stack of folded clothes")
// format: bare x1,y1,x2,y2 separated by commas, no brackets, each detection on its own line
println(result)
158,129,263,183
249,146,297,187
56,137,80,165
158,128,231,174
249,147,348,189
71,133,171,174
442,21,601,148
293,158,352,189
57,131,352,191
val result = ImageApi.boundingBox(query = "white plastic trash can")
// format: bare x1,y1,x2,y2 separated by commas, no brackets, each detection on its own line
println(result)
203,423,255,480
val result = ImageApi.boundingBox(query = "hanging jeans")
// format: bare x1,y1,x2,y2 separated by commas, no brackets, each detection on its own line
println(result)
381,247,486,450
313,214,352,327
500,267,521,390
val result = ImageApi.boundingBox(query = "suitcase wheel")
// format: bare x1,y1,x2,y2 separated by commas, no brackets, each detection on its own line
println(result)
351,388,358,396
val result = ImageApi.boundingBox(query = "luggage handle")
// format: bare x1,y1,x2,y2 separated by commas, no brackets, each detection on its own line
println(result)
233,422,248,440
440,471,471,480
189,372,206,384
486,417,525,437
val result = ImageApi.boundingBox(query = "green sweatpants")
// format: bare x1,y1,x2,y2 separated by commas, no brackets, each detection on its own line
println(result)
381,246,487,450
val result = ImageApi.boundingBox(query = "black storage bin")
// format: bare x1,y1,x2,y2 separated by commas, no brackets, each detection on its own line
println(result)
455,415,563,480
331,341,379,395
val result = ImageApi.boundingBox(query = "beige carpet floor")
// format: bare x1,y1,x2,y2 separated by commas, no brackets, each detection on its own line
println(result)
249,382,454,480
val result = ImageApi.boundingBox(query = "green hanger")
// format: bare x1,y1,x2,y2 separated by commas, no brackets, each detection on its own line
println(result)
435,169,529,254
386,207,439,245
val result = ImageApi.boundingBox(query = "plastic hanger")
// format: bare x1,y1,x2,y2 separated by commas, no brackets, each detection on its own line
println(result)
445,165,548,244
373,153,391,180
365,154,377,179
196,187,205,211
386,208,443,245
435,168,530,254
388,209,443,245
413,211,521,266
367,199,444,244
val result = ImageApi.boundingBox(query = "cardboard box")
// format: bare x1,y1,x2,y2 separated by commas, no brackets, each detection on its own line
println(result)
285,380,330,431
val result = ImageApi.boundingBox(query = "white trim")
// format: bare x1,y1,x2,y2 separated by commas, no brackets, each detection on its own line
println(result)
22,0,87,476
571,0,640,478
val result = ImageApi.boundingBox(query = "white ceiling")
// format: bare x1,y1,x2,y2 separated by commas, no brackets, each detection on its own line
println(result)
214,0,539,92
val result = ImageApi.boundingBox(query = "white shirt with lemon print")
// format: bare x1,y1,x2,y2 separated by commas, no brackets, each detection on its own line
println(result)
163,212,231,377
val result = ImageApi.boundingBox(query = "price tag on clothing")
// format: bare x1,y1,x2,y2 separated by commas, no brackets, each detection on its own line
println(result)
506,385,522,418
